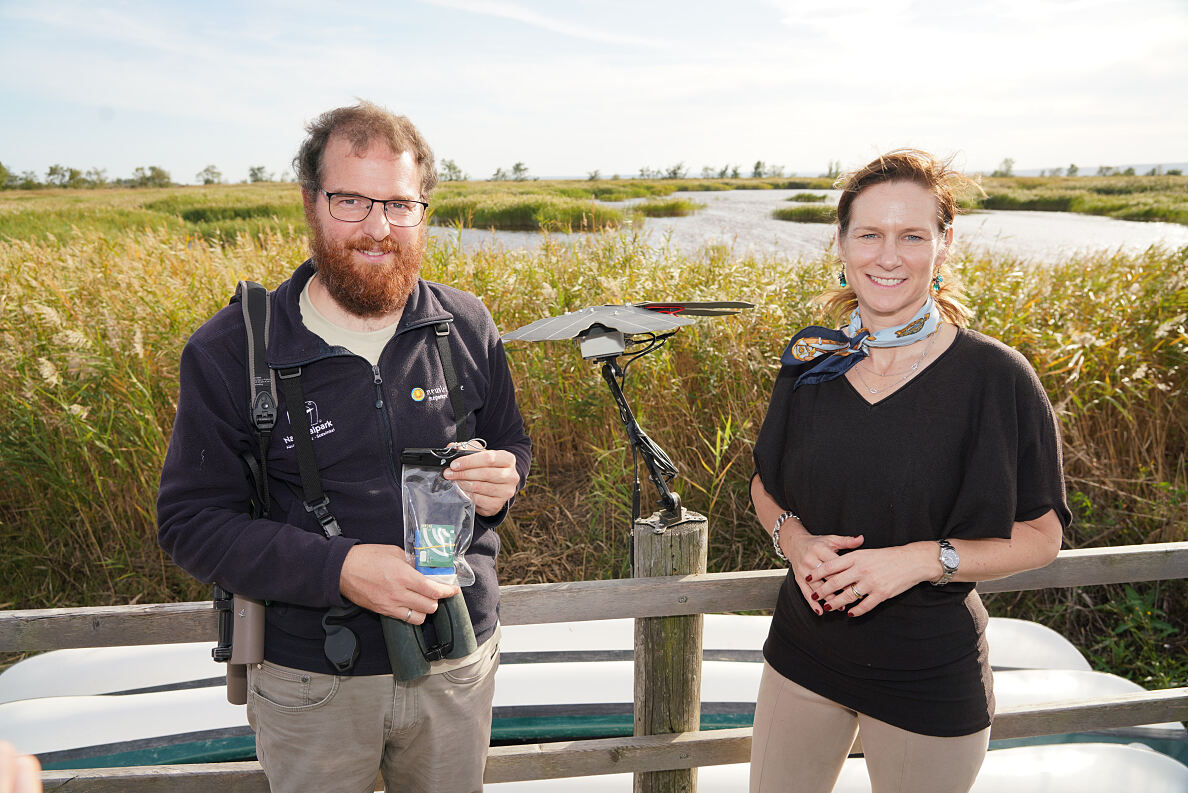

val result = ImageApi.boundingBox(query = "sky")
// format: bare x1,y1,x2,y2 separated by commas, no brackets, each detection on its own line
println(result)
2,0,1186,184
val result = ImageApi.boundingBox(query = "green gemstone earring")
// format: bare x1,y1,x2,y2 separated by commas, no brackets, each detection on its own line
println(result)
932,273,944,292
838,268,848,287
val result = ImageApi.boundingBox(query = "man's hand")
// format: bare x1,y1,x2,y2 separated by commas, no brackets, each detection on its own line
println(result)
339,545,460,625
442,449,520,517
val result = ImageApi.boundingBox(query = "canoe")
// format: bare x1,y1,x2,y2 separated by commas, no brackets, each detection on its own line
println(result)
3,615,1181,772
0,615,1089,704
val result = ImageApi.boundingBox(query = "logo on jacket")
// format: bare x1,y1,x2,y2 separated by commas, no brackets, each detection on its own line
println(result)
411,385,448,403
282,400,337,449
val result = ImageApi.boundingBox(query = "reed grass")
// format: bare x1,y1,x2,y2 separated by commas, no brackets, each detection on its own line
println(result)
787,192,828,203
976,175,1188,226
1,190,1185,685
631,198,704,217
429,192,626,231
771,205,836,223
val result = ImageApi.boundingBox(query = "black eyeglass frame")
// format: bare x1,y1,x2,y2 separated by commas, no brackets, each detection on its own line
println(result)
319,188,430,227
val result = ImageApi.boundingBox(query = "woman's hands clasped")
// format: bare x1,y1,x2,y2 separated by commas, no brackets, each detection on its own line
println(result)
802,540,934,618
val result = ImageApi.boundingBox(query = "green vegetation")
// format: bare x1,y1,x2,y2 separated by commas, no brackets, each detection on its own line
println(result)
974,175,1188,226
430,192,626,231
632,198,704,217
787,192,828,203
771,205,835,223
0,183,305,244
1,190,1185,686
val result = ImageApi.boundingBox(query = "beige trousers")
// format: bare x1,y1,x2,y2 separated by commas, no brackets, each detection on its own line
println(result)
750,662,990,793
246,639,499,793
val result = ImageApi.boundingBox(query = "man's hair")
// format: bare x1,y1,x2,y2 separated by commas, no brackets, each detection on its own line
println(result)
293,100,438,199
816,149,981,327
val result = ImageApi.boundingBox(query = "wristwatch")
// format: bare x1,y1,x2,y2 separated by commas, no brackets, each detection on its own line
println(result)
931,539,959,586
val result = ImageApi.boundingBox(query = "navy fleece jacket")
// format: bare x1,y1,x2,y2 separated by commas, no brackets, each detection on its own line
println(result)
157,260,531,675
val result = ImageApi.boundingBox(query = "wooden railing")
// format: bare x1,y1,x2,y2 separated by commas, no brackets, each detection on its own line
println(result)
3,541,1186,791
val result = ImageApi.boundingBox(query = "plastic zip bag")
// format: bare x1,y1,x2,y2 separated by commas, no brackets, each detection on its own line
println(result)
400,443,481,586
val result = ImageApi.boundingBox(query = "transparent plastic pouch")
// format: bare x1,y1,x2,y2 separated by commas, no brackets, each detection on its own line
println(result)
401,444,480,586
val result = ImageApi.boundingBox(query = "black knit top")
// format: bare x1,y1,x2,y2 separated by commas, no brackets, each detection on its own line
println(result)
753,327,1071,736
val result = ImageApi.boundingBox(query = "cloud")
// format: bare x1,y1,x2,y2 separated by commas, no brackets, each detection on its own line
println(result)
418,0,669,48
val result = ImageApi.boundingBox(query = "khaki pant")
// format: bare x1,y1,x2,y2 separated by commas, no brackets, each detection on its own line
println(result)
246,639,499,793
750,662,990,793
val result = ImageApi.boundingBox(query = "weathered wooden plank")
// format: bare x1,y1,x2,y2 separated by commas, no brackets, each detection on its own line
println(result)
485,728,753,783
1,601,217,652
38,689,1188,791
990,687,1188,739
40,730,755,791
500,569,782,626
42,761,269,792
977,542,1188,593
5,543,1186,652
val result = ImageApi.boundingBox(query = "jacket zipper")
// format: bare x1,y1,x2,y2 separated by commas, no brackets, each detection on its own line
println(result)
372,364,401,486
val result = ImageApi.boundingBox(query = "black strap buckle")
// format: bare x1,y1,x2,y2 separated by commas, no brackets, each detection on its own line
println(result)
251,390,277,432
304,496,341,537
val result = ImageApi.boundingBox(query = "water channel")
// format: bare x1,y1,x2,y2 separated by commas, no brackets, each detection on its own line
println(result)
427,188,1188,263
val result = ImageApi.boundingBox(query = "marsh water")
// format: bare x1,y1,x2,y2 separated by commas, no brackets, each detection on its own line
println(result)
427,188,1188,262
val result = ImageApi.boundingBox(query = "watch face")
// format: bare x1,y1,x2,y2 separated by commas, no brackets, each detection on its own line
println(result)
940,546,960,571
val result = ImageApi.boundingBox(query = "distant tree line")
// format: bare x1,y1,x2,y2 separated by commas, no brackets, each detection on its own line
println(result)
989,157,1181,178
435,159,852,183
0,161,291,190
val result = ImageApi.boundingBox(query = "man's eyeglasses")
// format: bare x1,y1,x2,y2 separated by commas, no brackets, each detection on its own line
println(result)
321,189,429,227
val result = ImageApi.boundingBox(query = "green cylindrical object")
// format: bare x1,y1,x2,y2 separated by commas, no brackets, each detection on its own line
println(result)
381,592,477,682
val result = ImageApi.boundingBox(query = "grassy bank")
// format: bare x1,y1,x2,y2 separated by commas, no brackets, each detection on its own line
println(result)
5,174,1183,246
633,198,704,217
771,205,835,223
975,175,1188,225
2,212,1185,686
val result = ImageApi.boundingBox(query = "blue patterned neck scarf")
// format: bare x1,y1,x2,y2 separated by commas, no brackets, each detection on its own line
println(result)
781,298,940,389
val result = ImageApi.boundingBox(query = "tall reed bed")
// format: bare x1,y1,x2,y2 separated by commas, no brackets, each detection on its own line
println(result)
975,175,1188,225
1,224,1185,683
772,205,835,223
429,192,626,231
632,198,704,217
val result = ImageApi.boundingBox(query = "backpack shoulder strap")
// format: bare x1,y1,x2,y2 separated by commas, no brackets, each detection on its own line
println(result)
433,322,470,443
276,365,341,537
233,281,278,519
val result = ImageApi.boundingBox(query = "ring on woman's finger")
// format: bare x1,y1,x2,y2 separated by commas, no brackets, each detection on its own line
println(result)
850,584,866,600
814,561,824,570
406,608,413,621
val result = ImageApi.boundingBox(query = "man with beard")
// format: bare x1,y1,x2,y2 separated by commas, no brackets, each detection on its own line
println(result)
157,102,531,793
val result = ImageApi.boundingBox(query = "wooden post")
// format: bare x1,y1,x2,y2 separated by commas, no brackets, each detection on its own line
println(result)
633,508,709,793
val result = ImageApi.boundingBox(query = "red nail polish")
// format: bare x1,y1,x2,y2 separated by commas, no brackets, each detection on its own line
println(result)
805,575,813,583
823,604,832,612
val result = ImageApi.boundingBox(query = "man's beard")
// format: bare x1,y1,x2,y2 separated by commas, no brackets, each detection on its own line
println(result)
309,220,423,318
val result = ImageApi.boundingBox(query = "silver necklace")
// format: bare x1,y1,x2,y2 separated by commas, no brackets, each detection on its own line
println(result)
853,331,939,395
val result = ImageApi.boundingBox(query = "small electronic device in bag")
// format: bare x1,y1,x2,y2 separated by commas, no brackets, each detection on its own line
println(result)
401,444,481,586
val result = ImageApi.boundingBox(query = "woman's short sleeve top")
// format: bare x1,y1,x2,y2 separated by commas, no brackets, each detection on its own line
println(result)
752,327,1071,736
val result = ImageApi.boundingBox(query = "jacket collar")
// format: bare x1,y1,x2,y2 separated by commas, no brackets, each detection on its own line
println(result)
266,259,453,368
